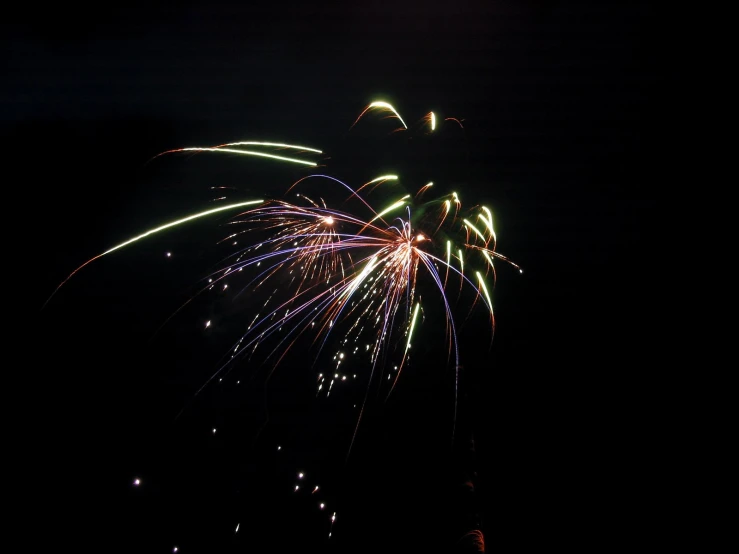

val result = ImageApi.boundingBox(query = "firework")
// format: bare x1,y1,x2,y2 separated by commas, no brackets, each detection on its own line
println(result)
47,100,520,545
47,100,520,435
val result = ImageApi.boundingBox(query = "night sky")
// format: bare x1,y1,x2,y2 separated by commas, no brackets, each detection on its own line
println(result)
9,2,673,552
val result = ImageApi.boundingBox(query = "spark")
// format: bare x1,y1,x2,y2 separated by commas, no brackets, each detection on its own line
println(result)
416,182,433,197
369,195,410,223
463,218,487,244
479,206,497,246
44,200,264,308
351,100,408,130
157,146,318,166
406,302,421,351
214,141,322,153
476,271,494,318
367,174,398,184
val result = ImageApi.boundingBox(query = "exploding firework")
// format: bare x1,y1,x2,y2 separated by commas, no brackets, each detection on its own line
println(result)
47,100,519,431
46,100,520,545
188,171,521,442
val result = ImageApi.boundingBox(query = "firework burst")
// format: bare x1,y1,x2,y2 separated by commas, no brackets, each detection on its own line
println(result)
47,100,520,438
46,101,520,543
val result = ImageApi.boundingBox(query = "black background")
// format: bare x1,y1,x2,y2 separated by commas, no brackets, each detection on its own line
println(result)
7,2,674,552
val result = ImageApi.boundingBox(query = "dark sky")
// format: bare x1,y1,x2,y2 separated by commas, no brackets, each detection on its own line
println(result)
8,2,673,552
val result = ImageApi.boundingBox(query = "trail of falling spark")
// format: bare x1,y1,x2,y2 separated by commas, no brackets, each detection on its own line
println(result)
350,100,409,130
156,147,317,166
415,181,433,198
287,175,385,221
386,301,421,398
42,199,264,308
475,271,495,345
212,141,322,153
366,195,410,227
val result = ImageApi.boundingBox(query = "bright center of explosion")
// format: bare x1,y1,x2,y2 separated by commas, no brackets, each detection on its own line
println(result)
323,216,334,225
